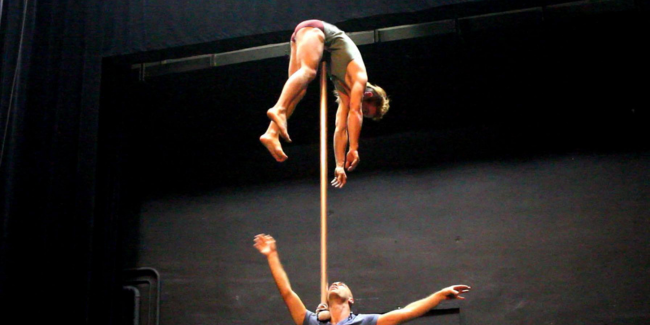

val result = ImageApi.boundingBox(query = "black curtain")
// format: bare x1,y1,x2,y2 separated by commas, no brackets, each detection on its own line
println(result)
99,0,472,57
0,0,114,323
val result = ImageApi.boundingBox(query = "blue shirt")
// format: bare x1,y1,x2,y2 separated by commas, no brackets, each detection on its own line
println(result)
303,310,379,325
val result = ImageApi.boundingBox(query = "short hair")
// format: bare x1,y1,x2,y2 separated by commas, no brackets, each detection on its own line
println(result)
328,282,354,306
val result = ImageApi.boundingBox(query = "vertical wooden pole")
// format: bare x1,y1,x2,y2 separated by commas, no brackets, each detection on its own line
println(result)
319,61,328,305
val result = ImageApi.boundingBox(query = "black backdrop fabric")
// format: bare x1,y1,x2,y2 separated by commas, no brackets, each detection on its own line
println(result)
0,0,108,323
0,1,487,323
101,0,470,56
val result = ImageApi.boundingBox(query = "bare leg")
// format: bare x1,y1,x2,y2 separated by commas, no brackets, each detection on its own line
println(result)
259,123,289,162
260,87,307,162
267,28,324,142
261,27,323,161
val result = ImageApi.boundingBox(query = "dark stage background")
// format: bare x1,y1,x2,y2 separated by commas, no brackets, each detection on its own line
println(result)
1,0,649,324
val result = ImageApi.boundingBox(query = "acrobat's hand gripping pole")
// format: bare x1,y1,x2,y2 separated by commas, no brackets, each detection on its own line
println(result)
318,61,331,322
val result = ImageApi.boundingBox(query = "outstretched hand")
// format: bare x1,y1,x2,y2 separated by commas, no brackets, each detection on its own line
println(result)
331,150,360,188
440,285,471,300
254,234,277,256
331,167,347,188
345,150,360,171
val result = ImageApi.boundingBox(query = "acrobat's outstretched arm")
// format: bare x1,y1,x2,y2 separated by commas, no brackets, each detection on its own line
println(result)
377,285,471,325
345,74,365,172
254,234,307,325
332,93,351,188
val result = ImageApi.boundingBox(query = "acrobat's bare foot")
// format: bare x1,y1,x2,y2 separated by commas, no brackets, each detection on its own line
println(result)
267,107,291,142
260,134,288,162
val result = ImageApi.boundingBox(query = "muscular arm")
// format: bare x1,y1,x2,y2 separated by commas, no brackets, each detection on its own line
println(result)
377,285,471,325
333,94,350,170
346,79,365,155
331,92,350,188
254,234,307,325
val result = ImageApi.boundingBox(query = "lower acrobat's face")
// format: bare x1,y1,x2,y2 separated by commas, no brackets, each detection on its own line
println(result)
328,282,354,304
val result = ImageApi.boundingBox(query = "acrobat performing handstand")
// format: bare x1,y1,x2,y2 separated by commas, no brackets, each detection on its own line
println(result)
254,234,471,325
260,20,390,188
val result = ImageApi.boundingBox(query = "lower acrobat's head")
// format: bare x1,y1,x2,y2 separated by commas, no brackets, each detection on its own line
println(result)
327,281,354,306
